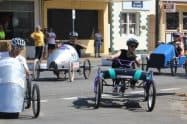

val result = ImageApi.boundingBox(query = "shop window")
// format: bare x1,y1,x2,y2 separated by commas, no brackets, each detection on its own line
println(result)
166,12,179,30
183,12,187,30
48,9,98,39
120,13,140,35
0,1,34,44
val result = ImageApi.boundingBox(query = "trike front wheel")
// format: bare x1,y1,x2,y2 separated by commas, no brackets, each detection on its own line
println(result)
146,80,156,112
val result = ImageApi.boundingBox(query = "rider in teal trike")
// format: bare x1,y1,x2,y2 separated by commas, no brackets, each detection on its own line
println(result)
93,38,156,112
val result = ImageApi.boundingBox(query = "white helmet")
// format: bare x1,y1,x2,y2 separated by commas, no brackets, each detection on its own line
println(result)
11,37,25,49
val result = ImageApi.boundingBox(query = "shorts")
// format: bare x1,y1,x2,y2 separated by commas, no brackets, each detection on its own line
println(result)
48,44,56,50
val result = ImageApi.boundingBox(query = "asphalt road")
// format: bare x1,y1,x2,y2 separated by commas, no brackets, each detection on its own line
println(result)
0,60,187,124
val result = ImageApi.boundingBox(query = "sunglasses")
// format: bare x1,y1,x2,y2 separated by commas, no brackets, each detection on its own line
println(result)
129,45,136,48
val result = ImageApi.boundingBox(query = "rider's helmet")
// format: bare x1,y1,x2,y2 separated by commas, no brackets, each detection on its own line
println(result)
126,38,139,48
11,37,26,50
69,31,78,38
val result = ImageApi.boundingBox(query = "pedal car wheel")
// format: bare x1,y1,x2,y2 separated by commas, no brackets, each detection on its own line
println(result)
184,62,187,74
32,84,40,118
68,62,75,82
94,77,102,108
170,59,177,76
83,59,91,79
25,78,32,109
147,80,156,112
33,59,40,80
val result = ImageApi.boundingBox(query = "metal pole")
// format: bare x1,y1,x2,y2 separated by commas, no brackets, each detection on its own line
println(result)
155,0,160,47
72,9,76,33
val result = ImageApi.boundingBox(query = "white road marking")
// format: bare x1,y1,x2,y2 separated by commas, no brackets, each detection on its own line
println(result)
60,97,79,100
40,88,182,102
41,99,48,103
160,88,181,92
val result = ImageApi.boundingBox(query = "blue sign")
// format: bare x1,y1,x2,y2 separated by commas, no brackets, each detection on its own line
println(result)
132,1,143,8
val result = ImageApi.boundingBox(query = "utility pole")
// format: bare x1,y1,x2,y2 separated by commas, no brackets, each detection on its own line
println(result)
155,0,160,47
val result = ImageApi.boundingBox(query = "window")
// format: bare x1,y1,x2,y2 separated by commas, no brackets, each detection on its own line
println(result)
48,9,98,39
120,13,139,35
166,12,179,30
0,1,34,43
183,12,187,30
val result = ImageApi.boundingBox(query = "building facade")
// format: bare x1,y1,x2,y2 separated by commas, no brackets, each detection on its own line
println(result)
110,0,156,52
42,0,110,56
159,0,187,43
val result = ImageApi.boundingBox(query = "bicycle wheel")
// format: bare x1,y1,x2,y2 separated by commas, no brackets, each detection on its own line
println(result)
94,77,102,108
32,84,40,118
146,80,156,112
83,59,91,79
33,59,40,80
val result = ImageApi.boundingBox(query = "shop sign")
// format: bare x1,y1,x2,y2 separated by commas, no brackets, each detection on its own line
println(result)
123,0,151,11
163,2,176,13
132,1,143,8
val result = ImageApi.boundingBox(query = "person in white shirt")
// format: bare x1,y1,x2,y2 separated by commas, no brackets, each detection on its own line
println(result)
9,37,30,76
47,28,56,56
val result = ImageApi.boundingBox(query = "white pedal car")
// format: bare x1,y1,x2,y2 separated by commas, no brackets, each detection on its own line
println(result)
33,44,91,82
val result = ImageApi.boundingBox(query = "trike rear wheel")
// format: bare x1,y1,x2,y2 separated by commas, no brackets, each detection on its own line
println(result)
94,78,102,108
32,84,40,118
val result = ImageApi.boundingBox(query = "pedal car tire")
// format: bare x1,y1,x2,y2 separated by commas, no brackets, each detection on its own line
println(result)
83,59,91,79
25,78,32,109
94,77,102,108
147,80,156,112
170,59,177,76
33,60,40,80
68,62,75,82
32,84,40,118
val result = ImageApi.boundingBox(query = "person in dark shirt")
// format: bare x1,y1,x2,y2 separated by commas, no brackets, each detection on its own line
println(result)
107,38,140,93
169,32,184,56
65,32,87,57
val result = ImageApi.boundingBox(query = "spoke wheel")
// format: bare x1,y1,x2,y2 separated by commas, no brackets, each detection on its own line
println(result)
94,77,102,108
83,59,91,79
147,80,156,112
32,84,40,118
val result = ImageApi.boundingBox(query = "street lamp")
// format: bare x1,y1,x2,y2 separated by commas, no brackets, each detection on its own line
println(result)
72,9,76,33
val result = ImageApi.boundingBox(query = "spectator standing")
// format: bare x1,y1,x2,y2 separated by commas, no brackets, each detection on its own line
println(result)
0,25,5,40
94,29,102,58
47,28,56,56
43,28,48,59
30,25,45,60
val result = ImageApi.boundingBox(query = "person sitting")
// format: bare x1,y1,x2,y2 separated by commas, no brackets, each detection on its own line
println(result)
9,37,30,77
169,32,184,56
64,32,87,57
107,38,140,93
